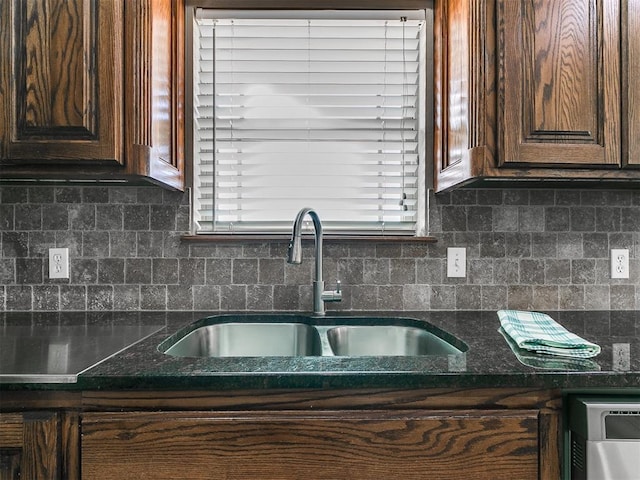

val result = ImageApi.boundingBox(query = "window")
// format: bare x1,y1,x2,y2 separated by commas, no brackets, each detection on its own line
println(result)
189,9,428,236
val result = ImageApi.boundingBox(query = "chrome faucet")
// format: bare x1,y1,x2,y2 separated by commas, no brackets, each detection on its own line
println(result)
287,207,342,315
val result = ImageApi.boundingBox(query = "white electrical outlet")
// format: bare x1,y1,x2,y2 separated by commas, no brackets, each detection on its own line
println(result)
611,248,629,279
447,247,466,278
49,248,69,279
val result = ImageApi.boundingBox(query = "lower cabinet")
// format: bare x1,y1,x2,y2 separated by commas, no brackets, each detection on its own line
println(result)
0,410,79,480
0,388,561,479
81,409,539,480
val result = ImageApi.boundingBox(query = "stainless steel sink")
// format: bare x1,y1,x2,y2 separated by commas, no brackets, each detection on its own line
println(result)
159,314,467,358
162,322,322,357
326,325,464,356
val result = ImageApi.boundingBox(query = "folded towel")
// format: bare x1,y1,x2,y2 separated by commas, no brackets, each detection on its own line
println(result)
498,327,600,370
497,310,601,358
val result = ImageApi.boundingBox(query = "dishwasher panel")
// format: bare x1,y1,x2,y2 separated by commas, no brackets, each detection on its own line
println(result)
569,397,640,480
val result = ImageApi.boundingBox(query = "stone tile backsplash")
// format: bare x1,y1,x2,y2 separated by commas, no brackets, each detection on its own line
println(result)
0,185,639,311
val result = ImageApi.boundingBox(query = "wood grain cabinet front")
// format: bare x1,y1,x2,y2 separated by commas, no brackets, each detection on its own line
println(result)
0,0,184,190
435,0,640,191
81,409,539,480
0,411,79,480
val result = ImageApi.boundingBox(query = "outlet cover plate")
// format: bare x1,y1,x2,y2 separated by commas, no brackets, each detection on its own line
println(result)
447,247,466,278
49,248,69,279
611,248,629,279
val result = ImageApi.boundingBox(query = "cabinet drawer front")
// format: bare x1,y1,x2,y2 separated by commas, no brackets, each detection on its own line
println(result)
82,410,539,480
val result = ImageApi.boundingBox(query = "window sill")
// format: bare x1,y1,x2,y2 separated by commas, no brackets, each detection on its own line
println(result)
181,234,438,243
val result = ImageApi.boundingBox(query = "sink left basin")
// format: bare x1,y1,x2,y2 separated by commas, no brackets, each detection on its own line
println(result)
160,317,322,357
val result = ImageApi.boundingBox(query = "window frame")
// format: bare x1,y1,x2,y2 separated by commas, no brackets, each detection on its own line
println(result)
184,1,434,240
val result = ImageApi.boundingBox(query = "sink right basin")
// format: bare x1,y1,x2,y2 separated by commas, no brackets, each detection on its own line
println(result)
326,325,465,356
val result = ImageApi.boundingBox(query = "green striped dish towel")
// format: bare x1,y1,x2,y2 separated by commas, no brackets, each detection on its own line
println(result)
497,310,601,358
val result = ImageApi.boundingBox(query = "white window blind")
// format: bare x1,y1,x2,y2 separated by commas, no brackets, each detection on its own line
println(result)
192,10,426,235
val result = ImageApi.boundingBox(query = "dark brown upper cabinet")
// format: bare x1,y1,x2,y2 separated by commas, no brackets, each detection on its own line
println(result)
435,0,640,192
625,0,640,166
0,0,184,190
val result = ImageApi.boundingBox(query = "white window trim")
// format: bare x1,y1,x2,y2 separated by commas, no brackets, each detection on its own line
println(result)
187,8,431,237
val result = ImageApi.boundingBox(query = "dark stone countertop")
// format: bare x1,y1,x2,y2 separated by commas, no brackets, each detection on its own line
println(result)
3,310,640,391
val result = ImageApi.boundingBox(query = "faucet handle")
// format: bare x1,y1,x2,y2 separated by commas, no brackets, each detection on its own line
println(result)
322,281,342,303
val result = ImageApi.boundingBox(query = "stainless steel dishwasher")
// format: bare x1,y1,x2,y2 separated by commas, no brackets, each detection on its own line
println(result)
569,396,640,480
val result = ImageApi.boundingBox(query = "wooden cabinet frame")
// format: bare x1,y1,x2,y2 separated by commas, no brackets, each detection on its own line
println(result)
81,387,563,480
0,0,185,190
0,391,80,480
0,388,562,479
435,0,640,191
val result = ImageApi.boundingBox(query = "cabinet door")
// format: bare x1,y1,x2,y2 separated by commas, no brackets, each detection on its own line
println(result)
0,412,60,480
499,0,621,167
82,410,539,480
625,0,640,165
0,0,122,163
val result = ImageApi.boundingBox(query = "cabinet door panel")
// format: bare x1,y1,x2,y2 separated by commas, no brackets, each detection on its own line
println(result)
529,1,596,139
21,413,60,480
122,0,184,188
22,0,88,134
0,449,21,480
82,410,539,480
499,0,620,166
434,0,495,192
0,0,122,163
0,415,22,480
444,0,471,168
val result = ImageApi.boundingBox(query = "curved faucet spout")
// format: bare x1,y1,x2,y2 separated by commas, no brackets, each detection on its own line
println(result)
287,207,322,267
287,208,340,315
